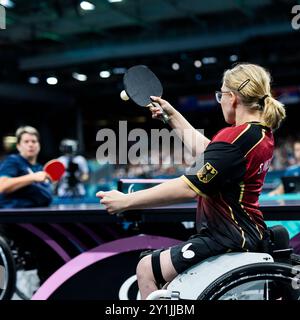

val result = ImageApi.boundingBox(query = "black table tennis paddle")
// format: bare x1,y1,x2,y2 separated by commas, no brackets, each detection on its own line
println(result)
122,65,169,123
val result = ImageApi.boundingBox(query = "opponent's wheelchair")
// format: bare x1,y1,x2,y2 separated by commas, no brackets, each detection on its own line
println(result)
145,225,300,300
0,235,16,300
0,234,41,300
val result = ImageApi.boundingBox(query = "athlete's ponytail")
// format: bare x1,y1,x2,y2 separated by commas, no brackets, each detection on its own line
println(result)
223,63,286,130
262,96,286,130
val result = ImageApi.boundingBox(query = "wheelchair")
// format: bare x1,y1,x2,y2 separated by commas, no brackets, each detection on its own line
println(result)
146,225,300,300
0,235,16,300
0,233,42,300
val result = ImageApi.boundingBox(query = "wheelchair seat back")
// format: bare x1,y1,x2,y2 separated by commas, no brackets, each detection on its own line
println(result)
268,225,290,250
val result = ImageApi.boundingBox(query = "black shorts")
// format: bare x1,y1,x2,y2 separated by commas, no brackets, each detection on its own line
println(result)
170,233,230,274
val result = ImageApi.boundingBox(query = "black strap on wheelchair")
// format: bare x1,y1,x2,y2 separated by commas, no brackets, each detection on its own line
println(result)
139,249,154,260
151,249,166,287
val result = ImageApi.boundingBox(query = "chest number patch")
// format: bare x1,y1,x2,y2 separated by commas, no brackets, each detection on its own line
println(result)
197,162,218,183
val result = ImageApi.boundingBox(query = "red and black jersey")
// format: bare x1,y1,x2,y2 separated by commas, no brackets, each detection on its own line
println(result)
181,122,274,251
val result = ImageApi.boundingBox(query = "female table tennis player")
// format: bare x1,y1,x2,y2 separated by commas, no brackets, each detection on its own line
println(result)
97,63,286,299
0,126,52,208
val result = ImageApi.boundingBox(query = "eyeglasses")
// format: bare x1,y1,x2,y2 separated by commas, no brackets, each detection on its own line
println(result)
215,90,231,104
215,79,251,103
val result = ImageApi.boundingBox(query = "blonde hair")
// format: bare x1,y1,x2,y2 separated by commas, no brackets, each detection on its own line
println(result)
223,63,286,129
15,126,40,144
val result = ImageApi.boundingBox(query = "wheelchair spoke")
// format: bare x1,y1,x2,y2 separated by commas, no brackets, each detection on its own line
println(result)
198,263,300,300
263,280,269,300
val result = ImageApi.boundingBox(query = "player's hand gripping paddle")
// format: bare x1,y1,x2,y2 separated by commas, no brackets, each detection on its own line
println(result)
44,160,65,182
121,65,170,123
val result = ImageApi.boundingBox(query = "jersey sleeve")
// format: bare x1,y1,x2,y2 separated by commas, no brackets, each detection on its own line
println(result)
181,141,246,197
0,156,19,178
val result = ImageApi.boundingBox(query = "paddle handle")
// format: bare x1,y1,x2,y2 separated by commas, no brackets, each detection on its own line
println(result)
150,101,170,123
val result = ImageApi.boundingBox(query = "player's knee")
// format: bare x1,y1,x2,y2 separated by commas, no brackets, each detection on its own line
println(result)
136,255,152,281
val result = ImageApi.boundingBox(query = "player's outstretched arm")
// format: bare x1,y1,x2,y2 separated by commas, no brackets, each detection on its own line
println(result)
150,96,210,156
96,177,197,215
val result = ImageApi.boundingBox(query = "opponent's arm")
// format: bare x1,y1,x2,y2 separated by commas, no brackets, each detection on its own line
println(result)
0,172,49,194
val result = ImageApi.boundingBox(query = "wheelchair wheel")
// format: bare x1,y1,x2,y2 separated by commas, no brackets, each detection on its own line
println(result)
198,263,300,300
0,236,16,300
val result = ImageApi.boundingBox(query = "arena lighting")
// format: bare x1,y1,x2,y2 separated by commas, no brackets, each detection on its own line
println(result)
80,1,95,10
202,57,217,64
195,74,202,81
3,135,17,152
3,136,16,144
194,60,202,68
112,67,127,74
99,70,111,78
72,72,87,81
0,0,15,8
172,63,180,71
108,0,123,3
229,54,239,62
46,77,58,85
28,76,39,84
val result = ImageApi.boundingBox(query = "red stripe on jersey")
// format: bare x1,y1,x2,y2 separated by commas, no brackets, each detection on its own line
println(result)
211,123,251,144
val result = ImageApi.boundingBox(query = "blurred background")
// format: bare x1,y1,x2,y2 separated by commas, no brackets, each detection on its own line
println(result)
0,0,300,200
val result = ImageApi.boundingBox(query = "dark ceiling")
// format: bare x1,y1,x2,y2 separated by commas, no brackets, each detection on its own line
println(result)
0,0,299,105
0,0,300,157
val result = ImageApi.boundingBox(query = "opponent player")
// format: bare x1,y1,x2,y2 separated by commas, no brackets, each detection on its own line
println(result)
0,126,52,208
